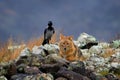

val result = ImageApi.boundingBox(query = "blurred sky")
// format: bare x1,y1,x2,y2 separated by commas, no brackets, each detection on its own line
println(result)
0,0,120,42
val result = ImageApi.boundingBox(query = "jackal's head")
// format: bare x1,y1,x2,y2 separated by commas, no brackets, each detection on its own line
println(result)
59,34,74,53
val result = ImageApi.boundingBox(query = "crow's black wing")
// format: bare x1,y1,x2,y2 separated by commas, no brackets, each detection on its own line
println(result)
44,28,47,39
53,27,55,34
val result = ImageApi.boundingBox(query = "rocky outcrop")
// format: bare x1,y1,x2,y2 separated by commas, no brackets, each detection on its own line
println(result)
0,33,120,80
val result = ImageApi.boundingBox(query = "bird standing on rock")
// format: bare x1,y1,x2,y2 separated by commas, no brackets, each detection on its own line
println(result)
42,21,55,45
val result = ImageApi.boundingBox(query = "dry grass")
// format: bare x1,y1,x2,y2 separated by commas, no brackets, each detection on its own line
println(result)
0,44,11,62
0,37,13,62
10,44,25,61
0,33,57,63
0,38,25,63
26,36,44,51
49,33,57,44
0,38,13,63
27,33,57,51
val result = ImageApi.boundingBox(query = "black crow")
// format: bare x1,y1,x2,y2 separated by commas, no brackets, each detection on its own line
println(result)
42,21,55,45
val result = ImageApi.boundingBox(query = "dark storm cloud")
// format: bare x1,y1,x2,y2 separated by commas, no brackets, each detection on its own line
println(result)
0,0,120,42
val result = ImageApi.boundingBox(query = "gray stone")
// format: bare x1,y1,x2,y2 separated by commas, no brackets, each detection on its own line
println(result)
45,54,69,65
110,40,120,48
98,42,110,49
55,77,67,80
32,44,59,56
0,76,7,80
89,45,103,55
81,49,90,59
32,46,45,56
43,44,59,54
56,67,90,80
24,66,41,74
39,73,54,80
68,61,85,75
20,48,31,57
77,33,97,48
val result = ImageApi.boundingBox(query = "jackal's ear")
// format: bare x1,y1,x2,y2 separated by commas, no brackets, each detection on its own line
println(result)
60,34,65,40
68,36,73,41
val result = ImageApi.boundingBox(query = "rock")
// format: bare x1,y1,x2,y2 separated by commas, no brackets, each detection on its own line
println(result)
0,65,7,76
17,64,27,73
86,55,110,73
92,75,108,80
105,73,119,80
23,75,36,80
15,58,29,66
32,46,46,56
109,67,120,75
56,67,90,80
84,70,100,80
15,54,30,66
11,74,30,80
5,63,17,79
1,33,120,80
77,33,97,48
55,77,67,80
86,65,95,71
32,44,59,56
45,54,69,65
11,73,54,80
24,66,41,74
81,49,90,59
78,33,97,42
89,45,103,55
73,40,80,47
110,40,120,48
11,74,36,80
110,62,120,68
98,42,110,49
43,44,59,54
19,48,31,57
81,42,98,49
11,74,29,80
40,63,62,75
111,50,120,59
39,73,54,80
68,61,85,75
0,62,17,78
16,53,44,67
0,76,7,80
28,54,44,67
15,48,31,64
39,54,69,75
88,56,106,66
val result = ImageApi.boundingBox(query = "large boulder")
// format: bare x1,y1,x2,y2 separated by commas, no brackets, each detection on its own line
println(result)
75,33,97,48
56,67,90,80
68,61,85,75
32,44,59,56
11,73,54,80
